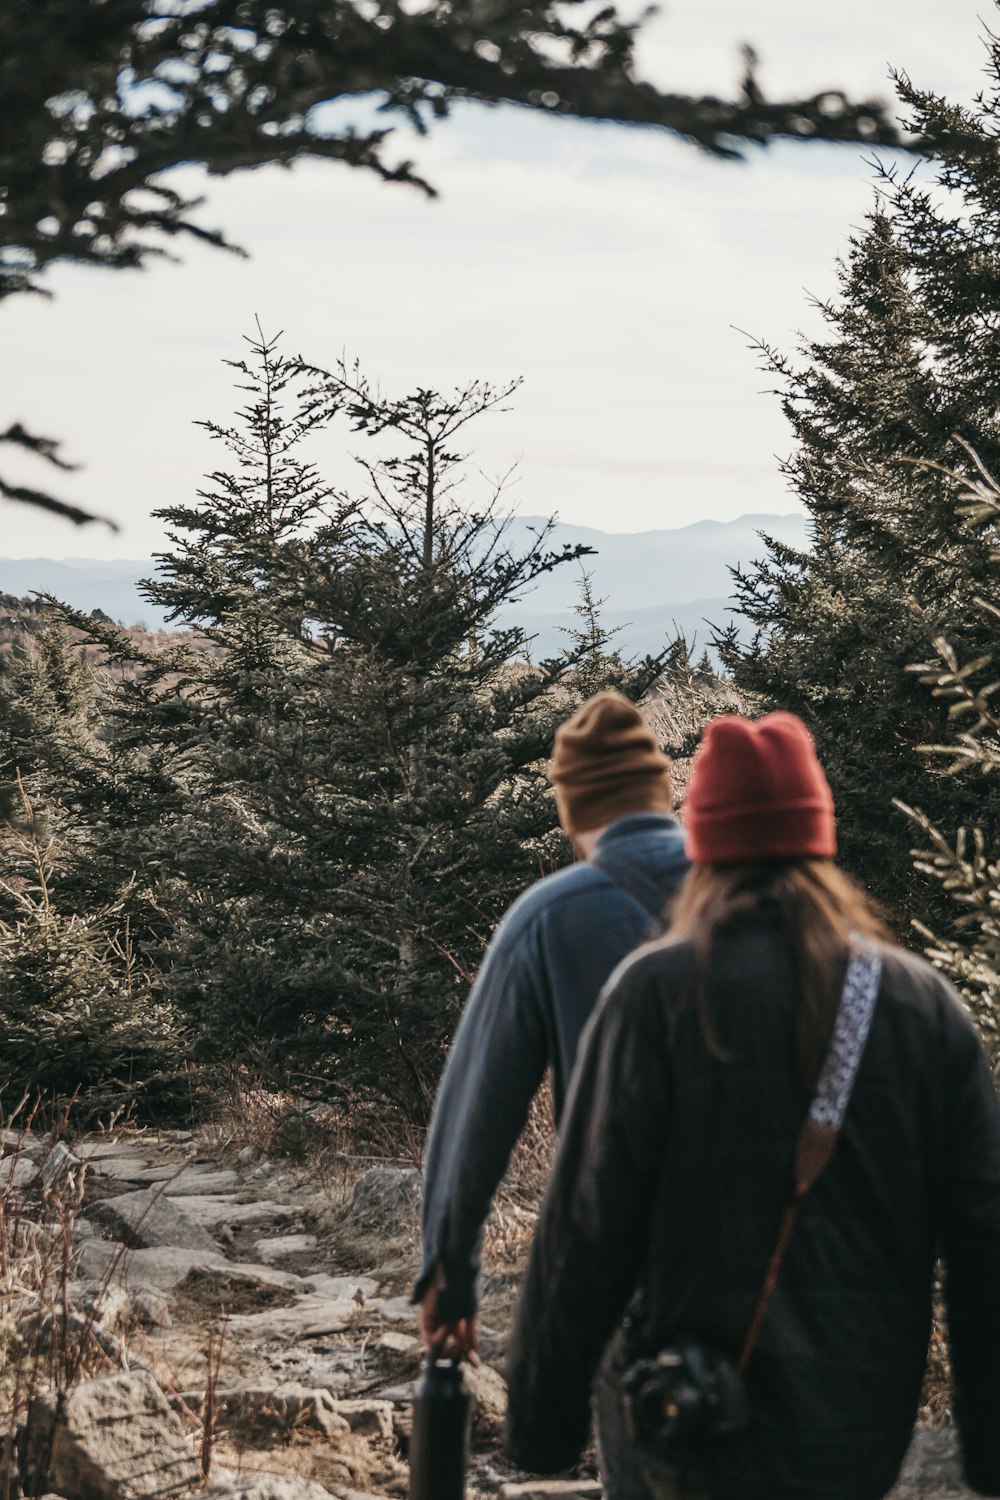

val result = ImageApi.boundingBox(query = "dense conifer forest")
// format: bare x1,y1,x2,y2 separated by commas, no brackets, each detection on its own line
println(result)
0,334,743,1121
3,11,1000,1127
713,46,1000,1063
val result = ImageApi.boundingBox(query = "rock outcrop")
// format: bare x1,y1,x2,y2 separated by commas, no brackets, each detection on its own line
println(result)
21,1370,203,1500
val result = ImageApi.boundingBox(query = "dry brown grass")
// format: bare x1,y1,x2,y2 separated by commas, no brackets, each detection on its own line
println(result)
0,1105,137,1498
919,1282,953,1426
209,1427,409,1496
474,1082,554,1348
199,1072,423,1198
484,1080,553,1264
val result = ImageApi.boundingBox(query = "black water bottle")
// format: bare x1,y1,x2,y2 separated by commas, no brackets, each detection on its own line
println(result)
408,1352,470,1500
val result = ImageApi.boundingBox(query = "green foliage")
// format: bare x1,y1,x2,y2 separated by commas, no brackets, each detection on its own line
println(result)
893,449,1000,1063
41,329,667,1117
557,568,630,699
0,779,189,1122
644,631,753,802
0,329,759,1119
719,52,1000,931
0,613,174,953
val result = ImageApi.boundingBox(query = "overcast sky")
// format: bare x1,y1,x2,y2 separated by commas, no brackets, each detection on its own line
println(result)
1,0,992,559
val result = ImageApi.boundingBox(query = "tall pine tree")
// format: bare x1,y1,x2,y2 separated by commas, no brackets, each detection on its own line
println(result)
721,55,1000,930
64,331,666,1115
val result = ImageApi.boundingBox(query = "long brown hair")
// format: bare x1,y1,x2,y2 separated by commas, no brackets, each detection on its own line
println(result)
666,860,892,1088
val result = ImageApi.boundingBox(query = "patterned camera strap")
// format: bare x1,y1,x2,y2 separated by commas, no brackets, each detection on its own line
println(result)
737,937,883,1373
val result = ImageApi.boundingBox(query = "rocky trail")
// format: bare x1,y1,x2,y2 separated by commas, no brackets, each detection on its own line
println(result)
0,1125,977,1500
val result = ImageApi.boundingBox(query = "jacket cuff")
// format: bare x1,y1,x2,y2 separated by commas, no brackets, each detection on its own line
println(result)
410,1258,478,1321
411,1261,436,1306
435,1268,478,1322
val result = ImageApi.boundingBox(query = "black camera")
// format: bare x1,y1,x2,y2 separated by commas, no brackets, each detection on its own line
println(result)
622,1340,749,1460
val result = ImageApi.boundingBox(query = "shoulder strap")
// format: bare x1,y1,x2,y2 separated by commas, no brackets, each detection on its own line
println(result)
737,938,882,1373
795,937,883,1191
589,849,668,936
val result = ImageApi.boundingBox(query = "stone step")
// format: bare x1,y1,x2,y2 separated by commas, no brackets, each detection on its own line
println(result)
500,1485,602,1499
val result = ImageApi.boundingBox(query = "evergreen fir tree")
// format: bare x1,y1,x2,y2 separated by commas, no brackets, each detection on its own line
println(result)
0,776,187,1120
720,53,1000,930
894,447,1000,1064
694,649,716,683
61,330,667,1114
0,607,186,965
557,567,629,699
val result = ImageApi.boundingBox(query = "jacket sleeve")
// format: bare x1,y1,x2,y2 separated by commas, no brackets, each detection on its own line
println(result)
942,1007,1000,1497
505,964,671,1474
415,919,548,1321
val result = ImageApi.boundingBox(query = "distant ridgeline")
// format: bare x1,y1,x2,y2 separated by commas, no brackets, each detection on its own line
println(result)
0,513,808,659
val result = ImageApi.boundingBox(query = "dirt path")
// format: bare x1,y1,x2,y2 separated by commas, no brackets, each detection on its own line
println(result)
30,1122,531,1499
2,1123,973,1500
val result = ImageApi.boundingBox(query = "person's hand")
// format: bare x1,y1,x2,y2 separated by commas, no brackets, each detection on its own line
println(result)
419,1273,479,1364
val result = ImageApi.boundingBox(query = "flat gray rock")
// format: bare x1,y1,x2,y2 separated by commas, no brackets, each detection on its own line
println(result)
73,1139,132,1161
1,1129,47,1159
77,1240,305,1294
377,1330,419,1355
87,1155,157,1181
344,1165,420,1231
167,1195,293,1231
253,1232,317,1263
371,1384,411,1405
301,1273,379,1300
162,1167,243,1195
76,1239,213,1289
373,1294,419,1324
22,1369,201,1500
888,1427,972,1498
223,1293,359,1341
0,1154,39,1188
124,1164,242,1195
202,1477,336,1500
500,1487,602,1499
85,1186,218,1251
124,1163,193,1183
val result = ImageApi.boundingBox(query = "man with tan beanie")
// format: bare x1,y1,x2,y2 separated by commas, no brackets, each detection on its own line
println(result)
414,692,687,1355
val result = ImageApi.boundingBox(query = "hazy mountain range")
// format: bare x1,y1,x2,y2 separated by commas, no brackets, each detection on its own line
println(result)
0,512,807,660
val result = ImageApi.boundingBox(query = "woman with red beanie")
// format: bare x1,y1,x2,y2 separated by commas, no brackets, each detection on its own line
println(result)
505,712,1000,1500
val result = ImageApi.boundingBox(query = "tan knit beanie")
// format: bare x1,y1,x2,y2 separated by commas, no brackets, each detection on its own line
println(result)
549,692,673,836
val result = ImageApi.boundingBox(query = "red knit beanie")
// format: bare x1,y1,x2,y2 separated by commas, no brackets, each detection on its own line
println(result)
684,712,836,864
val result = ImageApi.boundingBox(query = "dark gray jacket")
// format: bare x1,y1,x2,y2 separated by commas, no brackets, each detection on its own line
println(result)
415,812,688,1320
506,918,1000,1500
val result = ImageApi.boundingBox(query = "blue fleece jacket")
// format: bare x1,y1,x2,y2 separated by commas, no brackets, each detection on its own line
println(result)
415,812,688,1320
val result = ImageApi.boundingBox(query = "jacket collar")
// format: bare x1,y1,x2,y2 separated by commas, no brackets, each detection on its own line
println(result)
594,811,681,851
